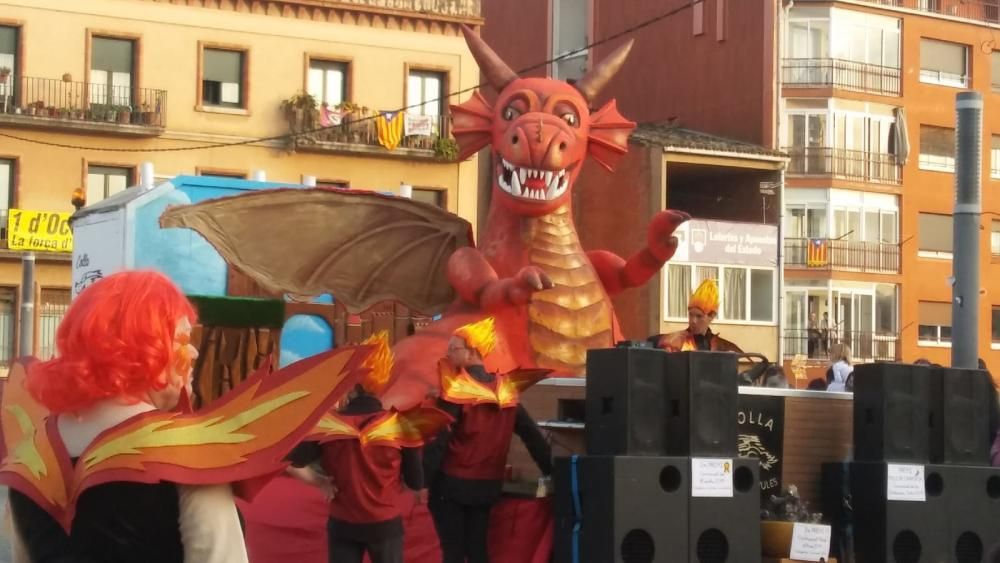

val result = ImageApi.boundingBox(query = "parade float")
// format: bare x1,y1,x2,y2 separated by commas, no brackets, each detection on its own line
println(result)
64,23,1000,563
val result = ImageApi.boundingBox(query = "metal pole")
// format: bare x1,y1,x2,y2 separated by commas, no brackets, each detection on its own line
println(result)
19,252,34,358
951,91,983,369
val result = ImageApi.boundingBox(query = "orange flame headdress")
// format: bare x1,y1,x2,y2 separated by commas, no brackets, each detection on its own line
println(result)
359,331,394,395
689,279,719,315
453,317,497,358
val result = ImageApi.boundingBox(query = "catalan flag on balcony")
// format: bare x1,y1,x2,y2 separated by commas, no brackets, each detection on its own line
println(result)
376,111,405,151
807,238,829,267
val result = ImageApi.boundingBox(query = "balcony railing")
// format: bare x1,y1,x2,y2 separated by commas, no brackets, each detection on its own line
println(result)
856,0,999,25
335,0,481,18
0,75,166,129
784,329,899,363
785,147,902,185
785,238,901,274
782,58,901,97
283,100,456,160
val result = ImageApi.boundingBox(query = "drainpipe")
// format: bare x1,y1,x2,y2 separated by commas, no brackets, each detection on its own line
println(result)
776,0,792,368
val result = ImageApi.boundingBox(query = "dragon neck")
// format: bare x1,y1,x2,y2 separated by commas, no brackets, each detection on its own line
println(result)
480,199,581,262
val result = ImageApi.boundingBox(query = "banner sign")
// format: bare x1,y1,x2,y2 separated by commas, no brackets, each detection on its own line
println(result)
7,209,73,253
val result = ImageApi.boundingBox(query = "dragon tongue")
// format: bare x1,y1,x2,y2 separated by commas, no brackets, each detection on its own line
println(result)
524,178,547,190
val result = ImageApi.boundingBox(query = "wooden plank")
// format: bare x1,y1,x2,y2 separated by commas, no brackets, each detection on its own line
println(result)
779,397,853,507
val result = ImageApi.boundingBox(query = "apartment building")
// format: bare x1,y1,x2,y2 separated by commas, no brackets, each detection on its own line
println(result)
0,0,482,369
485,0,1000,375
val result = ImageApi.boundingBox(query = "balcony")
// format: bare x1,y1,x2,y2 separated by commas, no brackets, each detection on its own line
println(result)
785,238,901,274
784,329,899,363
0,75,166,136
785,147,902,185
855,0,999,25
282,96,457,161
782,58,901,97
335,0,481,18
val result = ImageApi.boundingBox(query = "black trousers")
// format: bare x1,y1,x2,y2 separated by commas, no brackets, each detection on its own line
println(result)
428,496,491,563
328,534,404,563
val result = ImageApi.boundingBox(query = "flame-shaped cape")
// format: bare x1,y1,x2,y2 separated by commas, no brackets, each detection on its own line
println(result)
0,345,372,531
309,403,454,449
438,361,553,409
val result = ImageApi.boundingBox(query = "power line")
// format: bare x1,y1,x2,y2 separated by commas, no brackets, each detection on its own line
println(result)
0,1,693,153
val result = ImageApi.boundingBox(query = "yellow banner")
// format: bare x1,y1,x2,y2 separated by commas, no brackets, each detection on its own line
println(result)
7,209,74,253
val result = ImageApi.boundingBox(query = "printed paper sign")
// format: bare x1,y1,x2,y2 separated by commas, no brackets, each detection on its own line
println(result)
789,523,832,561
887,463,926,502
691,458,733,498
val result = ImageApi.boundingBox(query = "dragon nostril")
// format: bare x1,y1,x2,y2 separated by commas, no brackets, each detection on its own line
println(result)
512,135,519,145
559,142,567,151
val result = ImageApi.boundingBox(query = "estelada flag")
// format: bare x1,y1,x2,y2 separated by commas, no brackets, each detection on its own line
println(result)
807,238,828,267
376,111,405,151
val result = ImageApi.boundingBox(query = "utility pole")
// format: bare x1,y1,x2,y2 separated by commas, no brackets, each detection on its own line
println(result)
951,91,983,369
19,252,34,357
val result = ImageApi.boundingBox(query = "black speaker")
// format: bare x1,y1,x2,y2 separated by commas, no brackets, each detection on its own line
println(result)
926,464,1000,562
824,462,948,563
929,367,993,465
553,455,689,563
853,363,932,463
553,456,761,563
663,352,739,457
688,457,761,563
585,346,669,456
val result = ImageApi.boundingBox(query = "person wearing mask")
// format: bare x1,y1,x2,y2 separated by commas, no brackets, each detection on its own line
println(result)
648,279,742,353
423,317,553,563
287,332,452,563
3,270,365,563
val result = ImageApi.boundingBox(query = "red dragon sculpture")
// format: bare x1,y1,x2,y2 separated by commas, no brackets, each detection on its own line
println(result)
160,26,688,409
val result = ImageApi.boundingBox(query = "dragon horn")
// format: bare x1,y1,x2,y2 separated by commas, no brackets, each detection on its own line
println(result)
460,24,518,91
574,39,635,104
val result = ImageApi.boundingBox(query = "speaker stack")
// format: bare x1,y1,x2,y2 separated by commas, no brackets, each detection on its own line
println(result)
822,362,1000,563
553,343,760,563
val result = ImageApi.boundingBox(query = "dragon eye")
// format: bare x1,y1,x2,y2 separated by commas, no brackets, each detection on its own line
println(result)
561,113,578,127
502,106,521,121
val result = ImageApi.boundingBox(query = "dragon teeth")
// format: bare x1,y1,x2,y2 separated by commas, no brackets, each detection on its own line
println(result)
498,158,569,201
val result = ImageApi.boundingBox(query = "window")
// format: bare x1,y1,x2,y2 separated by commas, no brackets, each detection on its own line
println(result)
412,188,445,209
196,168,246,179
829,12,900,68
992,135,1000,178
918,213,953,256
407,70,445,135
90,36,134,107
0,25,18,107
920,38,969,87
664,264,775,323
992,221,1000,256
38,289,70,360
993,52,1000,93
307,59,347,108
317,179,349,189
86,165,133,204
788,18,830,59
551,0,589,80
202,48,246,108
919,125,955,172
918,301,951,345
0,158,13,240
993,306,1000,346
0,287,13,371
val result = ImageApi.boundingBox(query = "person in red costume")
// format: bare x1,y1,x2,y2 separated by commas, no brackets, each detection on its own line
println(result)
288,331,452,563
422,317,553,563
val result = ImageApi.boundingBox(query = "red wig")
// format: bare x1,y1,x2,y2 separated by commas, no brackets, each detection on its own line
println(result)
27,270,197,414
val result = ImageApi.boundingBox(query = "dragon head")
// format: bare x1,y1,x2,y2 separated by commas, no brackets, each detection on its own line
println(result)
451,25,637,217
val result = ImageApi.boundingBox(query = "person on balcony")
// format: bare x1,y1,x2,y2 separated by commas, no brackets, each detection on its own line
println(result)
648,279,743,353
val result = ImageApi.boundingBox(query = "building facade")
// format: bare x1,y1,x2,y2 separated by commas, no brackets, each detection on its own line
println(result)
0,0,482,370
484,0,1000,376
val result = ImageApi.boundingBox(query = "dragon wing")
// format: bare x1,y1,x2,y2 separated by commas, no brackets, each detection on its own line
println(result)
0,359,73,524
362,406,454,449
159,187,475,315
69,345,372,516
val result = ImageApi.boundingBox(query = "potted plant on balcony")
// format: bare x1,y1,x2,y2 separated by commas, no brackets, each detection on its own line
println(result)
279,91,319,151
433,137,459,161
117,105,132,124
